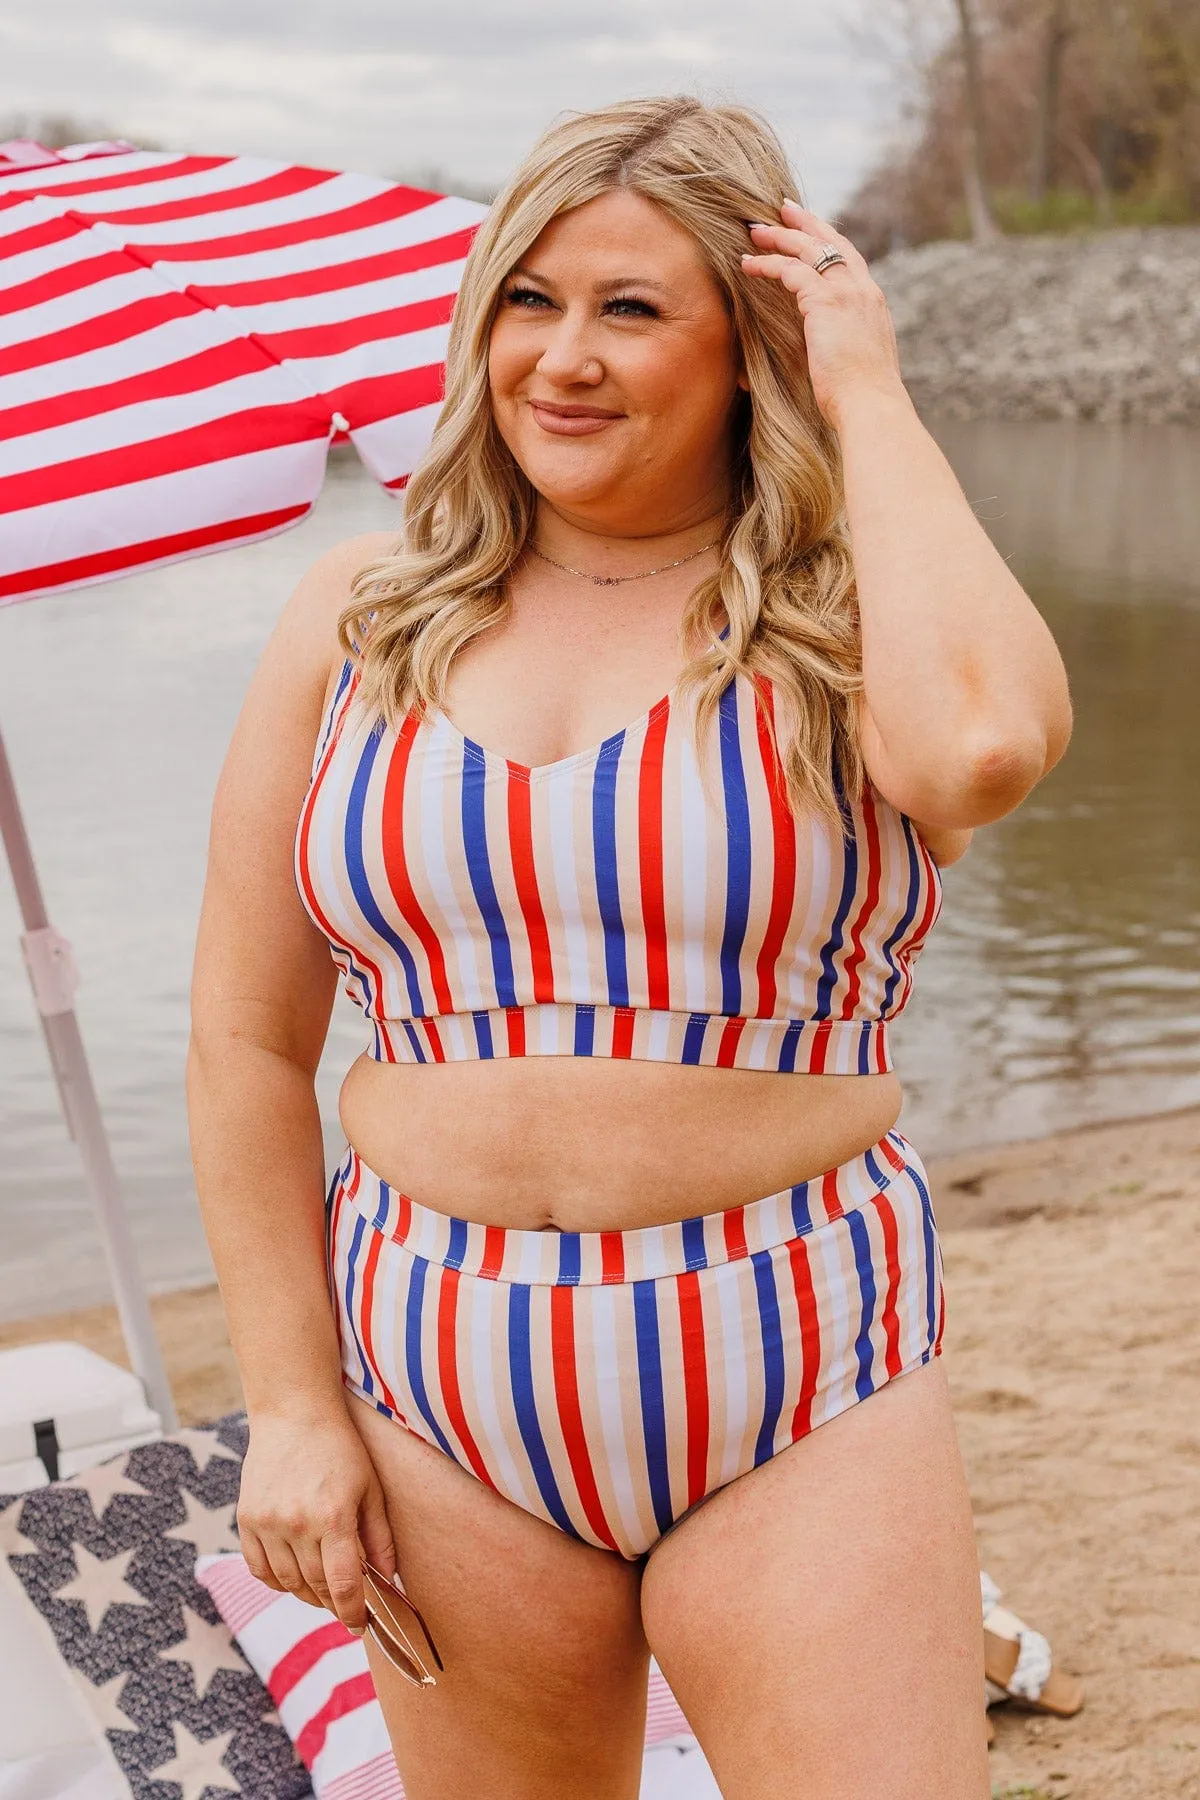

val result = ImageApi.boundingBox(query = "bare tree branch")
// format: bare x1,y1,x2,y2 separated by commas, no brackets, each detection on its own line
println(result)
1029,0,1073,200
953,0,1004,237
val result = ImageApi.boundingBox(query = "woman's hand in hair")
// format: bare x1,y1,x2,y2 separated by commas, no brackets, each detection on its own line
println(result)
741,200,906,434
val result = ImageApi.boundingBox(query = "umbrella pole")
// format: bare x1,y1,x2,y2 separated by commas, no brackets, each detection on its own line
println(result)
0,720,177,1431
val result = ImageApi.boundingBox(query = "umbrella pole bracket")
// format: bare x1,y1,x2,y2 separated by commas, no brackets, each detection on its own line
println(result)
21,924,81,1017
21,927,83,1140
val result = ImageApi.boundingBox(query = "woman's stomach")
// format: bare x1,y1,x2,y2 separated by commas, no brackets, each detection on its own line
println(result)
337,1052,903,1232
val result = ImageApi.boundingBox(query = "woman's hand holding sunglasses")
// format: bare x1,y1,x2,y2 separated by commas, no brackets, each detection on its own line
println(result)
237,1404,397,1642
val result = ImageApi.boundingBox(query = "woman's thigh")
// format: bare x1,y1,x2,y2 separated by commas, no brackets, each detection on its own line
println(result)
346,1391,650,1800
640,1361,989,1800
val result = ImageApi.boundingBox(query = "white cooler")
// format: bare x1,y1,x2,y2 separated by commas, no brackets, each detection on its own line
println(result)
0,1342,163,1493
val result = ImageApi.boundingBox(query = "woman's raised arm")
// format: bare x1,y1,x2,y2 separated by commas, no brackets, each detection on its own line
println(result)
832,380,1072,829
743,200,1073,831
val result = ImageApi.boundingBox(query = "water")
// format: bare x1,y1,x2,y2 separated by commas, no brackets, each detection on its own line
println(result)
1,424,1197,1318
898,421,1200,1149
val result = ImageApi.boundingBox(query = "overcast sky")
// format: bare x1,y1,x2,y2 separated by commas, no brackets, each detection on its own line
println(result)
0,1,905,215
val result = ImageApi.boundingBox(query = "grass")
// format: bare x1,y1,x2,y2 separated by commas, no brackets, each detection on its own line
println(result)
943,184,1196,239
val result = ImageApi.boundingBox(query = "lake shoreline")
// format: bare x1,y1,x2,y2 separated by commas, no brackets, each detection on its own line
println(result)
3,1100,1197,1797
873,222,1200,426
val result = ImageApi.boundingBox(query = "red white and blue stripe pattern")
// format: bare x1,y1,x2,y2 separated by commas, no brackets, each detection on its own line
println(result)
327,1130,944,1560
296,659,943,1074
0,139,485,604
197,1551,698,1797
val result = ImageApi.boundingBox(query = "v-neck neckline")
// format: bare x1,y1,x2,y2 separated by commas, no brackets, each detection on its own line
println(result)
432,685,677,780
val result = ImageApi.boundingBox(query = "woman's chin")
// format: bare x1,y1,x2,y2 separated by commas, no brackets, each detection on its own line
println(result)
521,458,627,515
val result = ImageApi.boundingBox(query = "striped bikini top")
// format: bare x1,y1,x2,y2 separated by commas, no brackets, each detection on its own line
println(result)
295,656,942,1075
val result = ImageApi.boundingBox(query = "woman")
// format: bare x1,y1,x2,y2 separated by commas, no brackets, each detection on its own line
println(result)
188,97,1071,1799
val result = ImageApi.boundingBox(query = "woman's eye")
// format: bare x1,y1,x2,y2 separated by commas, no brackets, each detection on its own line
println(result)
605,297,657,318
504,286,553,309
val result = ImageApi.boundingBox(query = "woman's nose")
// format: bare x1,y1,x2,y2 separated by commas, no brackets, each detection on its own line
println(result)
535,313,604,386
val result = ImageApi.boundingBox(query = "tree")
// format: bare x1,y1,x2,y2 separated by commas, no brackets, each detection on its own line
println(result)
1029,0,1072,200
953,0,1004,237
840,0,1200,250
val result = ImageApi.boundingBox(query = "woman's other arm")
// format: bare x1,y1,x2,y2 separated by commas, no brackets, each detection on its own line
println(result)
186,531,395,1631
836,384,1072,829
742,202,1072,831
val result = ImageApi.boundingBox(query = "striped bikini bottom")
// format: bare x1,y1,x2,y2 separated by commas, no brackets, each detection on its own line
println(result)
326,1131,945,1561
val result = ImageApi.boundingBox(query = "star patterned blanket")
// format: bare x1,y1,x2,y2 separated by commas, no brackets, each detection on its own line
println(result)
0,1413,312,1799
0,1412,716,1800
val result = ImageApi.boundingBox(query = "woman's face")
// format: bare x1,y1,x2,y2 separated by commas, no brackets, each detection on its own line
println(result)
488,188,746,534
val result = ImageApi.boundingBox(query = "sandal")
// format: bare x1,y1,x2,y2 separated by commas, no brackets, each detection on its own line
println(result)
981,1572,1085,1718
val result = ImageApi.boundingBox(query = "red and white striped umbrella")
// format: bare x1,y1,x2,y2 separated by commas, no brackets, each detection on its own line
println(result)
0,140,486,603
0,139,485,1434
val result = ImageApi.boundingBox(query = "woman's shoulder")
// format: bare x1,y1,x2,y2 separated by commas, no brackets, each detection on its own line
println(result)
284,530,400,704
293,530,399,628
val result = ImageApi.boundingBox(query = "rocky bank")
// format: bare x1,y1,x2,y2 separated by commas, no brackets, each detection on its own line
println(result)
872,223,1200,426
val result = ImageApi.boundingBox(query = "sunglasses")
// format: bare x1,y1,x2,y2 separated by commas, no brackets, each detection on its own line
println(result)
359,1559,444,1689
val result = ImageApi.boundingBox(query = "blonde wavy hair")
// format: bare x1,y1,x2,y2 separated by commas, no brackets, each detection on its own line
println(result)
339,94,863,819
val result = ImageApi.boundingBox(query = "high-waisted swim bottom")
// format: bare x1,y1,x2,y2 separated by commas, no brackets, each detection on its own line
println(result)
326,1130,944,1561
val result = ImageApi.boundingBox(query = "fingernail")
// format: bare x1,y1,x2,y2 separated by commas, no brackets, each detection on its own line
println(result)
347,1624,366,1637
390,1572,406,1592
746,221,770,231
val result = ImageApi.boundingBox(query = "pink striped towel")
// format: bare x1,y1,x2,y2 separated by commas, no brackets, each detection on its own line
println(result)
197,1553,696,1798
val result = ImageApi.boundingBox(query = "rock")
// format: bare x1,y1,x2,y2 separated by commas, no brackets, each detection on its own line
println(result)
871,225,1200,426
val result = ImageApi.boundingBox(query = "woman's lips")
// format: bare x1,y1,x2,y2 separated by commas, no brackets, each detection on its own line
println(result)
528,400,623,437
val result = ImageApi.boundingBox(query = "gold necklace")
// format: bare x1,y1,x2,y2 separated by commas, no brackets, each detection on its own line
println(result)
529,539,717,587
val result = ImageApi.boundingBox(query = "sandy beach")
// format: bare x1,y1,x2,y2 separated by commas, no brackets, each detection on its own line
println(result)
3,1106,1198,1800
